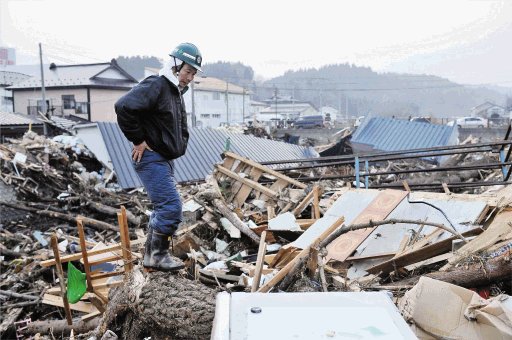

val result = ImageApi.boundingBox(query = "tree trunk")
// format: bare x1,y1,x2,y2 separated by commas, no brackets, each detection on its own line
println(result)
383,255,512,288
97,268,217,340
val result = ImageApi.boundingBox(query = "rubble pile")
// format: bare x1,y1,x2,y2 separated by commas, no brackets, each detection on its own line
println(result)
0,131,511,339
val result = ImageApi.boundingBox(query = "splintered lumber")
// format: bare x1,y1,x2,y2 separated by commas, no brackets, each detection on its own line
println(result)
326,189,408,262
440,210,512,271
50,234,73,325
251,231,267,292
215,165,278,200
258,215,345,293
212,198,260,244
0,201,118,232
21,318,100,336
223,152,306,189
366,228,483,275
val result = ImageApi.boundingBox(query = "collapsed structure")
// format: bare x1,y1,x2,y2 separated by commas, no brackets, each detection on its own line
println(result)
0,121,511,339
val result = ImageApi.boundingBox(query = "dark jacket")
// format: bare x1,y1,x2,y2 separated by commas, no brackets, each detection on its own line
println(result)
115,75,189,160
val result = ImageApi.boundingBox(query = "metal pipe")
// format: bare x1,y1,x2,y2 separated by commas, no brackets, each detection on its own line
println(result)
260,140,512,166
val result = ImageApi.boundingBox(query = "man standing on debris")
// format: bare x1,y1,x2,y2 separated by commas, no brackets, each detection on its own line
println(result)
115,42,203,272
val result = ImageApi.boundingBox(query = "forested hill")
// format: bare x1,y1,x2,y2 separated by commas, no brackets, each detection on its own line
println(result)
257,64,509,118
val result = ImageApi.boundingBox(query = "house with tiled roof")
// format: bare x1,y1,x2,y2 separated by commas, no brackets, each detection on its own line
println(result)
0,71,31,113
8,59,137,122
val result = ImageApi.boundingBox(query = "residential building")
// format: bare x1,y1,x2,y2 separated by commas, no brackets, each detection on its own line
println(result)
0,71,30,112
8,59,137,122
471,101,506,119
258,96,318,122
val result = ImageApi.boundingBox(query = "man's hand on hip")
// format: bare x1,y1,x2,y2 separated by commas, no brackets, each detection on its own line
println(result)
132,141,149,162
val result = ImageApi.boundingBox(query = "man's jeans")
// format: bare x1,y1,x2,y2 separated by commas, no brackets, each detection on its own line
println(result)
133,150,182,236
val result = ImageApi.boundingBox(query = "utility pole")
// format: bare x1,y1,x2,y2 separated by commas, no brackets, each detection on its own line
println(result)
242,87,246,124
225,80,229,126
39,43,48,135
274,86,278,121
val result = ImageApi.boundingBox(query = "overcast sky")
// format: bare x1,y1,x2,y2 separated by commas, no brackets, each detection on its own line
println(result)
1,0,511,85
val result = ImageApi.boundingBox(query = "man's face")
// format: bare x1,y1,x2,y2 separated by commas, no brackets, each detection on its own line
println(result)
178,63,197,87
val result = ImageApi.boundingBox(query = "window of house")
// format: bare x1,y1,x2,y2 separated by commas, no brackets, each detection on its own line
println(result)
76,102,88,114
62,95,76,109
200,114,210,119
213,92,220,100
212,114,221,119
36,99,50,113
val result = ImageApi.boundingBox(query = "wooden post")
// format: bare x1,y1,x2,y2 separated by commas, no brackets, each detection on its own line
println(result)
50,234,73,325
251,231,267,292
313,186,320,219
77,219,93,293
118,206,133,274
402,180,411,193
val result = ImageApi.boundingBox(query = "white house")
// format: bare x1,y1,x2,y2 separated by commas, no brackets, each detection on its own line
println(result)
0,71,30,112
8,60,138,122
258,96,318,122
471,101,506,120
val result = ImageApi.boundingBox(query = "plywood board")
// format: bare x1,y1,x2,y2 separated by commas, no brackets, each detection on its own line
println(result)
352,194,489,259
292,190,380,250
326,189,408,262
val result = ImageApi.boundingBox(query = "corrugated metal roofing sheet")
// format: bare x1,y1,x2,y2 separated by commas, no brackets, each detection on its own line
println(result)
351,117,457,151
97,122,318,189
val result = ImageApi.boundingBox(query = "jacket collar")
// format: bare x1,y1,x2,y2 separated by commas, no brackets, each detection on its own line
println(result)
159,62,189,94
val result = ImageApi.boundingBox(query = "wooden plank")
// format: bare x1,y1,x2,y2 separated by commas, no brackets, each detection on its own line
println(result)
50,234,73,325
223,152,307,189
258,215,345,293
235,167,263,206
267,206,275,220
228,163,251,202
81,310,101,322
402,229,444,255
215,165,278,199
42,294,98,314
366,228,483,275
292,189,315,217
40,238,146,267
404,253,452,271
251,231,267,292
440,210,512,271
326,189,408,262
262,179,289,203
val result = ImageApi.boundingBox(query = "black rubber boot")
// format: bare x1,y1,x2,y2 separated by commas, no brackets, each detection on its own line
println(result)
143,230,184,272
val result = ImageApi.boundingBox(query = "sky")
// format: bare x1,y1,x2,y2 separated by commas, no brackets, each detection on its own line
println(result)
1,0,512,86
